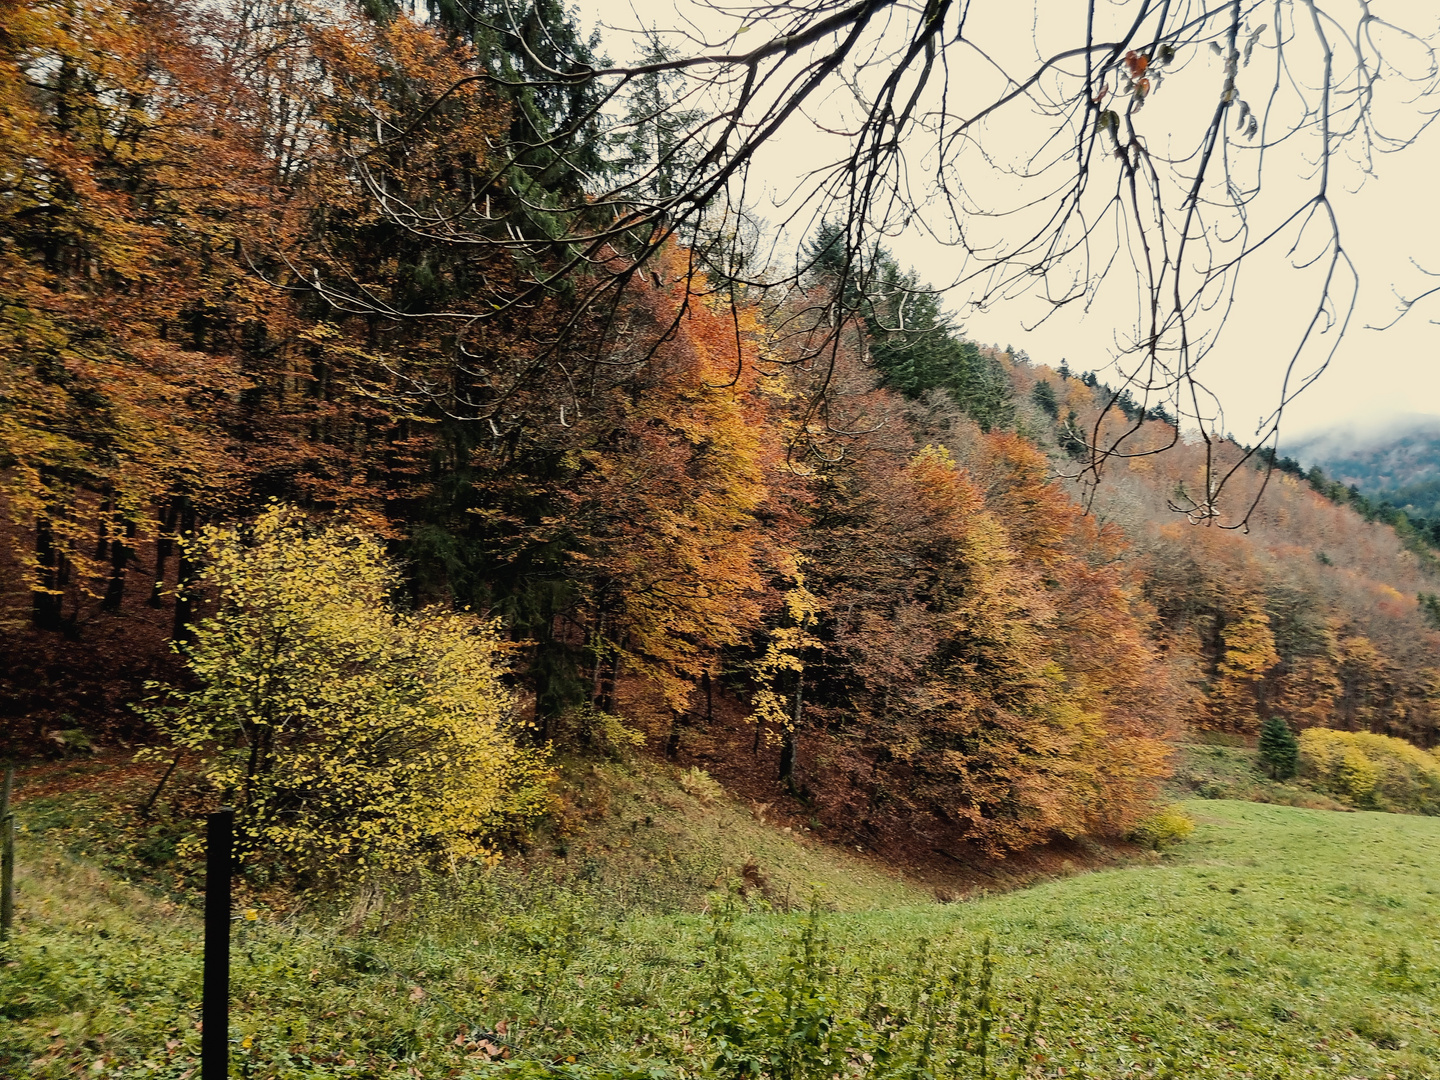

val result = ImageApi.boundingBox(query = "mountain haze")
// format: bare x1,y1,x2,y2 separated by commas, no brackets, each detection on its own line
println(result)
1289,414,1440,515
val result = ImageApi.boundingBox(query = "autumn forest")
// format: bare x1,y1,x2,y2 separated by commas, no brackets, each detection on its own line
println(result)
5,0,1440,877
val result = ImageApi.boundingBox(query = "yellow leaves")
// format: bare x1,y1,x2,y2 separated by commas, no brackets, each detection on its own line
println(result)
1294,728,1430,808
143,504,549,879
1207,595,1280,733
749,570,821,733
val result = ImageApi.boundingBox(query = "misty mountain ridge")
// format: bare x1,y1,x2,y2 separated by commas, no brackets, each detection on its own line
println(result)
1286,413,1440,515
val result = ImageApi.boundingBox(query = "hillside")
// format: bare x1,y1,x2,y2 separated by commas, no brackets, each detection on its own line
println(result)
6,776,1440,1079
8,0,1440,947
8,4,1440,1079
1282,414,1440,538
1289,415,1440,500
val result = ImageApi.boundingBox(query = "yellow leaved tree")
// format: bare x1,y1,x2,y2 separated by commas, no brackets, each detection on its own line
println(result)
1208,596,1281,733
142,505,548,879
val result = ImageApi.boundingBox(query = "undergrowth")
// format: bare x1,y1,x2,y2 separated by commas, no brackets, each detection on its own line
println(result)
1,853,1093,1080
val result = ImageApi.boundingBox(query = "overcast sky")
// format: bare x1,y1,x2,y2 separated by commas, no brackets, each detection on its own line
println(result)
570,0,1440,445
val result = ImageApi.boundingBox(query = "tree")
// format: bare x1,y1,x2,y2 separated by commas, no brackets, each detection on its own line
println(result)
1207,597,1278,733
1258,714,1299,780
610,30,710,206
0,0,266,629
142,505,547,879
308,0,1439,527
799,232,1016,432
1031,381,1059,419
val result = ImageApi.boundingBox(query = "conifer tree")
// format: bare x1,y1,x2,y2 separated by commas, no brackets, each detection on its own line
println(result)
801,226,1014,431
1258,714,1300,781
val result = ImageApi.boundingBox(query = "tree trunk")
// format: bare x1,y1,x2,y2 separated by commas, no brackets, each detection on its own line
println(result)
598,638,622,714
32,515,63,631
591,613,607,706
778,672,803,790
95,488,113,560
171,496,197,644
101,515,134,612
150,496,177,608
665,713,683,760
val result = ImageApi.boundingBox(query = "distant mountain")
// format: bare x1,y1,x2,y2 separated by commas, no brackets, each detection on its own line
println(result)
1287,414,1440,517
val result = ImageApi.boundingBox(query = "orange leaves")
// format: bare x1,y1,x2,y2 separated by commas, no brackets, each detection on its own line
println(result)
972,431,1079,567
0,0,259,525
561,246,781,709
905,445,985,535
1113,49,1155,107
784,362,1171,853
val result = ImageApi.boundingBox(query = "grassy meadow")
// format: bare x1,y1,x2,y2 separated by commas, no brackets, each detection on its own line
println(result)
5,768,1440,1080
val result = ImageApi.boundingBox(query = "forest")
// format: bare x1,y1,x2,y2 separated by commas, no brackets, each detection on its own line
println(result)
5,0,1440,874
9,3,1440,1078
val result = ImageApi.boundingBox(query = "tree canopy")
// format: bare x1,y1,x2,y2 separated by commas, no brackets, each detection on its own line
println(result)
308,0,1439,525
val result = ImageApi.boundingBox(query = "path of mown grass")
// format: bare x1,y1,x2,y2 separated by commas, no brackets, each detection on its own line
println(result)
3,799,1439,1079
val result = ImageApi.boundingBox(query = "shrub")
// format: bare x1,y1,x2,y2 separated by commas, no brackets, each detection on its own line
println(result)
139,504,550,879
700,897,1050,1080
1128,805,1196,849
1298,729,1440,814
677,767,725,805
556,704,647,757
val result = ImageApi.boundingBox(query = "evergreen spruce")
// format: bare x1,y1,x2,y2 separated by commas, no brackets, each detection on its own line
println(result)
802,224,1015,432
1258,714,1300,780
1031,380,1059,418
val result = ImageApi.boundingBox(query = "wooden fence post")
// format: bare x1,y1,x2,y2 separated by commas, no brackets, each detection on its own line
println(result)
1,764,14,943
202,807,234,1080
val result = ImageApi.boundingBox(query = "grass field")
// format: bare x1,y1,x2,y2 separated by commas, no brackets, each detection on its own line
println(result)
4,792,1440,1079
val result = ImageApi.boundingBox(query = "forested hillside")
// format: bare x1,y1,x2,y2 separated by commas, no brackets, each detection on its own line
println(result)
1287,416,1440,533
4,0,1440,878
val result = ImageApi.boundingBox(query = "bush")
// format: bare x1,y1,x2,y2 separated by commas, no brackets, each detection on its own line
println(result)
139,504,550,879
1297,729,1440,814
1128,805,1196,849
700,897,1052,1080
677,767,725,805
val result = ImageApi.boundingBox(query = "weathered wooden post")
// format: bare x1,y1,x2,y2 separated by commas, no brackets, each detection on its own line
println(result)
202,807,234,1080
1,764,14,943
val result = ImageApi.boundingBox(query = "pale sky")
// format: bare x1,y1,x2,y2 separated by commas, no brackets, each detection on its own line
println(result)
570,0,1440,445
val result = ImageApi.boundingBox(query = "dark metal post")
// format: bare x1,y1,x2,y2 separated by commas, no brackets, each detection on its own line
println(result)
202,808,233,1080
1,764,14,943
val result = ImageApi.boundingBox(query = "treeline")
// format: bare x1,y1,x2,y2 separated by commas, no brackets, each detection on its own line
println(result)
5,0,1440,875
1257,448,1440,561
1012,369,1440,751
0,0,1177,858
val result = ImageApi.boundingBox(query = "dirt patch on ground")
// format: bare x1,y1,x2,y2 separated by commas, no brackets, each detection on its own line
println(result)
7,751,166,806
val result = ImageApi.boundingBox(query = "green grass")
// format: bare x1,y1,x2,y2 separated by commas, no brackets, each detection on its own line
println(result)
1166,741,1351,810
533,758,931,911
4,797,1440,1078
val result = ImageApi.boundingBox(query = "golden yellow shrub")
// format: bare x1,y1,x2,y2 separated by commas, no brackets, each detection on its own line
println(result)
140,504,549,878
1297,728,1440,814
1128,805,1196,850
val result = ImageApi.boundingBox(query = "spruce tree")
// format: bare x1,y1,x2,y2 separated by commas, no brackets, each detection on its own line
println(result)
1258,714,1300,780
1031,379,1059,418
802,227,1015,431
